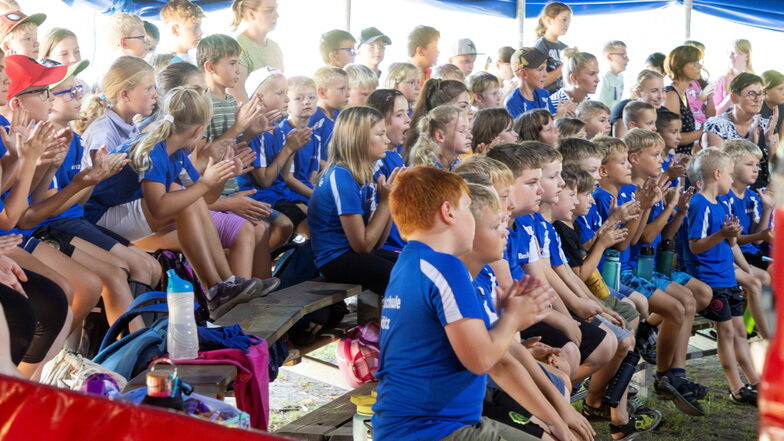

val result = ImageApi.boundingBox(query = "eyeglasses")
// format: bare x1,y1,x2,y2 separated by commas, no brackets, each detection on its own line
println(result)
16,87,50,100
124,35,148,43
334,47,356,56
52,84,84,101
743,91,764,100
609,53,629,60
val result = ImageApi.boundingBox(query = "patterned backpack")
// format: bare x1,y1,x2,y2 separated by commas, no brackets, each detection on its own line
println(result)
335,321,380,388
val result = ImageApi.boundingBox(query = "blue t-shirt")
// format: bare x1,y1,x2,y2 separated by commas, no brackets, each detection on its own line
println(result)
237,127,295,205
374,151,406,252
280,119,320,204
504,88,555,119
575,203,602,244
594,186,635,271
45,133,86,223
373,241,489,441
84,140,200,223
687,192,736,288
474,265,500,325
308,165,376,268
506,216,539,280
0,114,8,158
308,107,339,161
530,213,566,266
721,188,763,255
627,184,668,272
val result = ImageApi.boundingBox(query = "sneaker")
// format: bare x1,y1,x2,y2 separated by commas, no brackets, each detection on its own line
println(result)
653,375,706,416
207,277,279,320
670,372,709,400
609,413,661,441
628,385,639,399
582,400,610,421
729,385,758,406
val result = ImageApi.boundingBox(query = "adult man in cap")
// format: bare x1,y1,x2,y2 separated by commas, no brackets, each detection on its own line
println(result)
357,27,390,77
448,38,483,77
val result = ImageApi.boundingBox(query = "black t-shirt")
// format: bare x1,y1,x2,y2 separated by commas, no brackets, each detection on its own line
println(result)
534,37,568,94
553,220,585,267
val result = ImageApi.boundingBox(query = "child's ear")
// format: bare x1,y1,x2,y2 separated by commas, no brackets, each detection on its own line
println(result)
316,87,328,100
7,97,19,111
203,60,214,75
628,152,639,165
190,124,204,140
439,200,457,225
171,22,181,37
628,121,636,129
598,164,609,178
433,128,446,144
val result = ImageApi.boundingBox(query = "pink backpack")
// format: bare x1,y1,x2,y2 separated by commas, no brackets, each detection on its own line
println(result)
336,321,380,388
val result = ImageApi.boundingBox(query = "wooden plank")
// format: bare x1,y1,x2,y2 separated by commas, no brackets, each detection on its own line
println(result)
276,382,377,440
124,364,237,399
216,304,303,343
254,281,362,315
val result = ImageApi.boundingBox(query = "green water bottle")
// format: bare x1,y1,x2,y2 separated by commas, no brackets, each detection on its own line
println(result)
656,239,676,277
636,246,655,281
602,250,621,290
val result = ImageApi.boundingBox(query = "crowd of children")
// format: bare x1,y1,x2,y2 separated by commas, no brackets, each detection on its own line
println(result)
0,0,779,439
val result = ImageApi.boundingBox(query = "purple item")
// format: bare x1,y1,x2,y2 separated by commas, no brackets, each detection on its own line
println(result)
80,373,122,399
171,343,270,430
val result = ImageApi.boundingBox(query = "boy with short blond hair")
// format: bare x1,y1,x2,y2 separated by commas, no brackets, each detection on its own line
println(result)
344,63,378,107
576,100,611,139
0,9,44,58
688,147,759,405
160,0,205,64
310,66,349,162
623,101,657,132
106,12,147,58
466,71,501,110
374,166,549,441
596,41,628,108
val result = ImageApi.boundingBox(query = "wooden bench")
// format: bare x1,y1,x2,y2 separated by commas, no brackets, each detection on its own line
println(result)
276,382,377,441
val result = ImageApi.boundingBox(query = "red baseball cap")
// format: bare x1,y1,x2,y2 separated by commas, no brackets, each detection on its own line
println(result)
6,55,66,100
0,10,46,41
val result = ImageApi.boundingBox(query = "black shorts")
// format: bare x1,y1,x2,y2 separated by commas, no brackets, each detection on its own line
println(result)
483,385,545,438
274,200,307,228
46,217,120,251
699,286,745,322
29,228,76,257
742,252,768,270
519,319,607,364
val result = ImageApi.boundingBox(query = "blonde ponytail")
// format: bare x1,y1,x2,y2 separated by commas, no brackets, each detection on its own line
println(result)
129,85,212,172
561,49,595,87
74,56,154,134
230,0,263,31
535,2,572,38
409,105,461,167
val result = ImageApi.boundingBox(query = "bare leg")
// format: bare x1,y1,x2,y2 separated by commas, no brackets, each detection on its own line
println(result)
227,221,256,279
664,282,696,370
294,203,310,238
585,333,634,426
573,327,617,384
252,221,272,279
269,215,293,249
648,289,686,373
732,316,760,385
716,320,744,393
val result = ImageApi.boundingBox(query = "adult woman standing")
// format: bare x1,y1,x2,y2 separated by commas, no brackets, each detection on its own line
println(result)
663,45,704,154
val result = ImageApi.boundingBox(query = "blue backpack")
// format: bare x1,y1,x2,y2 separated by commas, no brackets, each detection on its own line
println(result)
272,240,319,290
92,292,197,380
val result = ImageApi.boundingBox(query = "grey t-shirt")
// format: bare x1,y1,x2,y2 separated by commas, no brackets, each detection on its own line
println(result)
534,37,568,94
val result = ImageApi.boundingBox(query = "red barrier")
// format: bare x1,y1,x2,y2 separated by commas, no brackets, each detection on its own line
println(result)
760,207,784,440
0,375,291,441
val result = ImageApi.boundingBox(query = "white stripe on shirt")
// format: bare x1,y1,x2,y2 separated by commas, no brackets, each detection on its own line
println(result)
420,259,463,324
329,171,342,213
700,206,711,238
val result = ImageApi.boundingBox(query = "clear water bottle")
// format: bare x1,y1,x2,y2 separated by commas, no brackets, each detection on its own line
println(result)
601,250,621,290
636,246,655,281
351,392,376,441
166,270,199,361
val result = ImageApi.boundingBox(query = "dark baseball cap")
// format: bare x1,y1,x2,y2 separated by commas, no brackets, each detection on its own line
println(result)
511,47,547,71
358,27,391,47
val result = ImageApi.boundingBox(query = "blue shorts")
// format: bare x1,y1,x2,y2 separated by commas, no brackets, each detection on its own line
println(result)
540,364,565,395
620,270,659,298
45,217,119,251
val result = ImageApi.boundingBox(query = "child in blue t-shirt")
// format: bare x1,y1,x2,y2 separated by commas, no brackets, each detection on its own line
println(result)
505,48,558,119
596,134,707,416
687,147,759,405
238,70,313,237
86,86,275,320
309,66,349,166
720,139,773,339
282,76,321,206
374,166,551,441
307,107,399,295
367,89,411,252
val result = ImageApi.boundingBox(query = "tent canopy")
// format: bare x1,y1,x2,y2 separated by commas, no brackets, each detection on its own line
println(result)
62,0,784,33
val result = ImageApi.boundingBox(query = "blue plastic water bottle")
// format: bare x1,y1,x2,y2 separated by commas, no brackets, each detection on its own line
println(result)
166,270,199,360
602,250,621,290
636,246,655,281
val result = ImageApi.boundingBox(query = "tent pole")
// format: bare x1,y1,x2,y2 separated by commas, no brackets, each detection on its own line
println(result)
517,0,526,48
344,0,351,32
684,0,693,39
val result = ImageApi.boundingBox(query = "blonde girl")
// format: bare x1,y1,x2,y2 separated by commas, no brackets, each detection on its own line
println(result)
548,49,599,115
40,28,81,66
308,106,400,295
409,105,471,170
76,56,157,167
612,69,665,138
383,62,421,108
85,86,276,319
226,0,283,103
533,1,573,93
713,39,753,114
